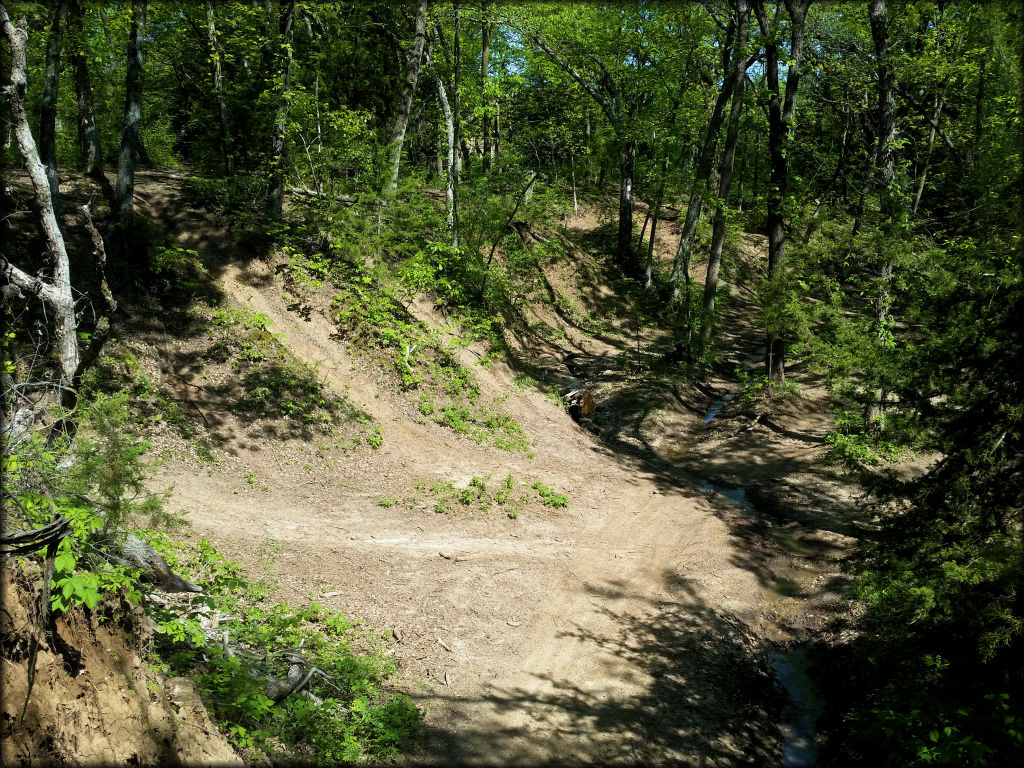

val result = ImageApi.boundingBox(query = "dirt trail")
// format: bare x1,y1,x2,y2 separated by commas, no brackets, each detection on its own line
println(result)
132,172,857,765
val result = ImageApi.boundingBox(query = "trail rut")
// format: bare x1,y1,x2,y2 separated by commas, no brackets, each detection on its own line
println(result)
135,172,848,765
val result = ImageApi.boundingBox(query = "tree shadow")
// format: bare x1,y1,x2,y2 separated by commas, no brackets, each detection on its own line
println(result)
413,570,781,766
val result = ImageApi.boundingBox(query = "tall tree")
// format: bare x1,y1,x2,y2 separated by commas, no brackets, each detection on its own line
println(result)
701,0,751,345
668,11,743,301
864,0,898,432
69,0,108,195
386,0,428,197
266,0,296,219
752,0,813,387
1,8,78,402
480,16,492,174
206,0,234,200
39,0,70,218
115,0,145,233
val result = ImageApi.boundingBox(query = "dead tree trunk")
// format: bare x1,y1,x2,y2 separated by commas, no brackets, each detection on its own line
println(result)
115,0,144,233
265,0,295,219
386,0,428,197
701,0,750,347
1,9,79,404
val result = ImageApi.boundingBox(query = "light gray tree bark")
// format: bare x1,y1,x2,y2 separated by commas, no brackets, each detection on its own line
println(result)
266,0,295,219
115,0,144,232
386,0,428,197
1,8,79,403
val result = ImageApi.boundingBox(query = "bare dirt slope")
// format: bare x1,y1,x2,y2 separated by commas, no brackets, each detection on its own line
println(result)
122,172,865,765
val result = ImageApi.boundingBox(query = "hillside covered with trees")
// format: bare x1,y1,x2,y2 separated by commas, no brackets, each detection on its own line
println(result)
2,1,1022,765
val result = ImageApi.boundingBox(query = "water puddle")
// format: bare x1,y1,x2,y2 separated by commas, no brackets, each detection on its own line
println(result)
689,366,822,765
704,392,735,424
769,647,822,767
698,477,750,509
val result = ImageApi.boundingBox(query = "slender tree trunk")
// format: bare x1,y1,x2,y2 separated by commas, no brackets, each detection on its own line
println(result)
701,0,750,346
265,0,295,219
68,1,110,201
644,156,669,290
866,0,898,433
39,0,70,220
493,99,500,166
452,2,465,175
481,19,491,174
1,9,79,401
669,62,737,296
753,0,812,388
616,138,636,265
434,65,458,246
206,0,234,200
387,0,428,197
912,94,942,215
115,0,144,233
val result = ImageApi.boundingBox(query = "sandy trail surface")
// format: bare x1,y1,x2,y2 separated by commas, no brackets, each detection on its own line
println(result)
132,171,858,765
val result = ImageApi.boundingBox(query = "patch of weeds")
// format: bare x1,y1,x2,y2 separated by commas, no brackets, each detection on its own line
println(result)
532,481,569,508
80,348,193,439
201,305,373,439
734,368,771,412
244,471,267,491
367,427,383,449
424,473,534,518
378,496,398,508
825,407,907,468
147,537,420,762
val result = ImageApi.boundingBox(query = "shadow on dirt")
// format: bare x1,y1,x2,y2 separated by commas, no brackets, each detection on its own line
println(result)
414,571,781,766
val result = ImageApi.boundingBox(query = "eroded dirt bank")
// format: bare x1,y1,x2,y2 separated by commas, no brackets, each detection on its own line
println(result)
7,171,872,765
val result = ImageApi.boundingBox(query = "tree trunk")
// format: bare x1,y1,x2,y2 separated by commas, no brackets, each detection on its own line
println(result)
669,61,737,297
387,0,428,197
865,0,898,433
1,10,79,402
701,0,750,345
265,0,295,219
206,0,234,200
39,0,70,220
452,2,465,175
753,0,812,388
616,138,636,265
481,19,491,174
68,1,110,199
911,94,942,215
434,66,458,246
115,0,144,233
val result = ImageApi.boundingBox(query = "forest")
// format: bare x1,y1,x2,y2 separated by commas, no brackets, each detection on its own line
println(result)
1,0,1022,765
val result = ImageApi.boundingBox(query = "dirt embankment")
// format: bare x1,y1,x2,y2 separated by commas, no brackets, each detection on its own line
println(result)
4,172,878,765
1,565,240,766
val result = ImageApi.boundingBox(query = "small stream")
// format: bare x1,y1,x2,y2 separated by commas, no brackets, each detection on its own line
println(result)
693,382,822,767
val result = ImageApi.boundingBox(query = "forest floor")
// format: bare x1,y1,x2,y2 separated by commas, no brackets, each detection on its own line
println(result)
7,170,911,765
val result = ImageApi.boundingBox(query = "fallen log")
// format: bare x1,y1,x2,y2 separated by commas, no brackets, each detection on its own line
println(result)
113,533,203,593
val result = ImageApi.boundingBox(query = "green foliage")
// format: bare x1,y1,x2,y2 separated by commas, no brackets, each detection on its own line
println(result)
147,538,421,762
202,305,368,435
2,393,176,614
531,481,569,509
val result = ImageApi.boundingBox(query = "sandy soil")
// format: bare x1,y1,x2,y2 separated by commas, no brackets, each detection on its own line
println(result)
6,172,874,765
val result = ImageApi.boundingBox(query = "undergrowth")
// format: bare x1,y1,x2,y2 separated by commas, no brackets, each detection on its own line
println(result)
2,393,420,764
145,536,421,762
